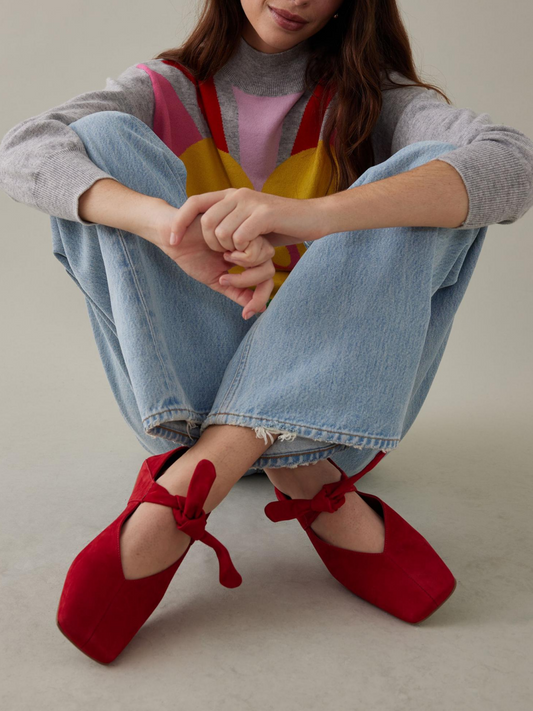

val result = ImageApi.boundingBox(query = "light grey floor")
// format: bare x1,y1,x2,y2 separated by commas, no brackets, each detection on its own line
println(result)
1,214,532,710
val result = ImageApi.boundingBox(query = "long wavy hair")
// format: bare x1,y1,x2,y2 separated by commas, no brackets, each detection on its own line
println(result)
153,0,451,195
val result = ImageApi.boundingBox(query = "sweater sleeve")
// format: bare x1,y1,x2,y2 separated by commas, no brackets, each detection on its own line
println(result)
374,72,533,229
0,62,155,224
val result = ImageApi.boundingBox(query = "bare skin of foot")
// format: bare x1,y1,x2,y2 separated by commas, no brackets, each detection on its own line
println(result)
119,424,279,580
263,458,386,554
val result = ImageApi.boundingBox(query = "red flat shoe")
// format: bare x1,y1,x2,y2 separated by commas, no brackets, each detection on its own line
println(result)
56,445,242,664
264,452,456,624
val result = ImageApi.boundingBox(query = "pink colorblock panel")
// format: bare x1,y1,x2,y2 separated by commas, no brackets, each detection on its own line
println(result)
232,86,304,191
136,64,202,156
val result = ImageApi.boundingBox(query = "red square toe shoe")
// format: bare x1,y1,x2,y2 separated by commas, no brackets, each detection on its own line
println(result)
56,445,242,664
264,452,456,624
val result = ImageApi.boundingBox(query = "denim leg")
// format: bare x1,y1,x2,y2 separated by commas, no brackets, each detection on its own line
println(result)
201,141,489,473
49,111,261,470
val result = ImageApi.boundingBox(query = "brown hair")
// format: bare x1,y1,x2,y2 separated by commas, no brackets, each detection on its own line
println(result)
153,0,451,195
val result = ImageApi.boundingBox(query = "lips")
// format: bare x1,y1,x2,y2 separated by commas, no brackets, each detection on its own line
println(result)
269,6,308,24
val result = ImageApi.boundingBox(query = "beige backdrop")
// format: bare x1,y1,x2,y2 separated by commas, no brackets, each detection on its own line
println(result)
1,2,532,709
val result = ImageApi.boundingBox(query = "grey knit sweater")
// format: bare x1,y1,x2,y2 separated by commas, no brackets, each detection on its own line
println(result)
1,34,533,235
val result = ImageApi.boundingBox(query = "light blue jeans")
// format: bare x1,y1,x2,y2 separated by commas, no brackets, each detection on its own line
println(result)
50,112,488,478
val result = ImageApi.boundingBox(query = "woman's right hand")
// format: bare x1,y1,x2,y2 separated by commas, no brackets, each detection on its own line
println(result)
138,199,276,319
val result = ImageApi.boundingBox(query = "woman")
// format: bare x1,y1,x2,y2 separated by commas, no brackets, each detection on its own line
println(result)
1,1,532,664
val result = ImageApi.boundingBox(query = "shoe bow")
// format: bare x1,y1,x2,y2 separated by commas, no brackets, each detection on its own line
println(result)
143,459,242,588
264,474,357,523
264,451,388,524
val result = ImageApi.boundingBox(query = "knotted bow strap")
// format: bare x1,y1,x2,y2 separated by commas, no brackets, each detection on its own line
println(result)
264,450,388,524
143,459,242,588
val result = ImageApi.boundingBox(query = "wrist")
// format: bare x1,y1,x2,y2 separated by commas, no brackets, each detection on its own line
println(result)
78,178,170,242
133,198,176,247
309,195,344,240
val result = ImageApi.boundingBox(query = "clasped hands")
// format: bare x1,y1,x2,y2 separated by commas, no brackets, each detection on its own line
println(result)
154,187,326,320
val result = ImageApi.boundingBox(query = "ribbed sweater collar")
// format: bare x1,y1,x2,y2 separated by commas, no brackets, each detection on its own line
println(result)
217,34,312,95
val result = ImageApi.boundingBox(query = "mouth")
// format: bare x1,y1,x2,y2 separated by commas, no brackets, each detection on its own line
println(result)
268,5,309,29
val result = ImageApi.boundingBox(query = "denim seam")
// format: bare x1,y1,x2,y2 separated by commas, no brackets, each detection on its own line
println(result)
157,425,342,457
141,407,211,424
139,422,354,468
200,411,400,451
143,425,194,446
117,229,175,399
153,425,195,442
83,293,118,339
143,418,345,458
214,319,260,415
146,421,346,458
142,407,209,440
52,246,120,339
147,423,346,465
157,424,194,437
254,444,351,468
257,443,341,459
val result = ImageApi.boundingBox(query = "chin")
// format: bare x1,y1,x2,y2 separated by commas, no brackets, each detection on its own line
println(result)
260,29,300,50
252,32,287,52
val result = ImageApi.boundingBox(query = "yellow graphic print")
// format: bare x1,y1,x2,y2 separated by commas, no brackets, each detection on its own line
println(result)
180,138,338,308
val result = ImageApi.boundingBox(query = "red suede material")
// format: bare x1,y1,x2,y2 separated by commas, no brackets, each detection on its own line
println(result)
264,450,388,527
56,445,242,664
263,450,456,624
128,446,190,503
306,525,438,623
140,465,243,589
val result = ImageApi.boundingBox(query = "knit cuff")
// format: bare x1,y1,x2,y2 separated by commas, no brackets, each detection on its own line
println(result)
435,141,532,229
33,147,121,225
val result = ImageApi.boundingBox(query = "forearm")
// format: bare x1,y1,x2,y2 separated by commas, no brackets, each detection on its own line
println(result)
78,178,166,236
313,159,470,236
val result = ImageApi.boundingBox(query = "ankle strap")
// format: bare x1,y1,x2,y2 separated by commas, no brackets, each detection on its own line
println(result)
264,450,388,524
264,476,354,524
142,459,242,588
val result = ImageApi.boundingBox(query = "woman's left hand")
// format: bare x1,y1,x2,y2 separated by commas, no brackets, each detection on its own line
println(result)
167,188,326,253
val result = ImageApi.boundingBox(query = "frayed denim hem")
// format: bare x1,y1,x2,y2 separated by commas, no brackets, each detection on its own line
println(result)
142,406,208,443
198,412,398,469
140,408,397,469
139,409,263,475
142,414,347,468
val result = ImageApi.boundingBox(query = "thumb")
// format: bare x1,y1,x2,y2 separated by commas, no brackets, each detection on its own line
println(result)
170,231,183,247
